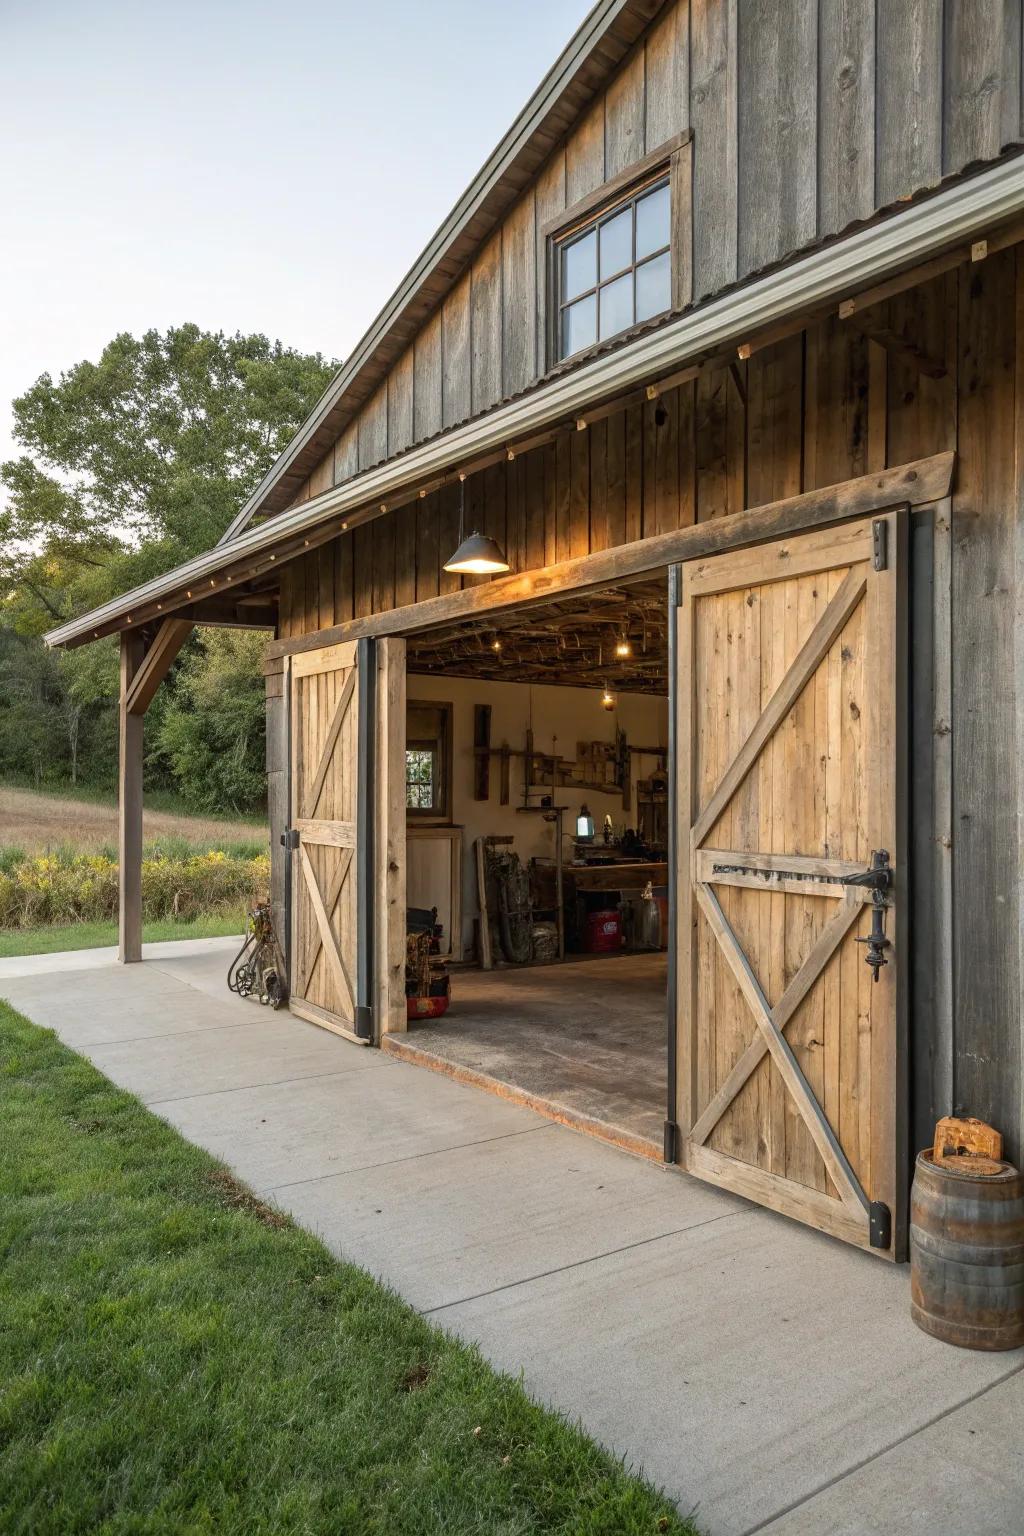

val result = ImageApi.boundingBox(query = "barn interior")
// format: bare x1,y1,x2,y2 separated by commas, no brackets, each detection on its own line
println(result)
397,573,670,1154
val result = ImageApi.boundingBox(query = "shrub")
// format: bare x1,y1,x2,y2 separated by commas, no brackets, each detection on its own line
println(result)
0,850,269,929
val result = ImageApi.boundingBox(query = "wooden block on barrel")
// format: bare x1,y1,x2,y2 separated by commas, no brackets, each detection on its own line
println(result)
932,1115,1003,1164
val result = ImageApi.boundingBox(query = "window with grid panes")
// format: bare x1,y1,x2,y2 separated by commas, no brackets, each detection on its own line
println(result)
556,176,671,362
405,747,437,810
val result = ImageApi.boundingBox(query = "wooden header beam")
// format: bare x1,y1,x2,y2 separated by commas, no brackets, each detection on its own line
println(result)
264,452,955,664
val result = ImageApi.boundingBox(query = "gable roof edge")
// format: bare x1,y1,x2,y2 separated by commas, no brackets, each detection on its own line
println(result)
217,0,664,546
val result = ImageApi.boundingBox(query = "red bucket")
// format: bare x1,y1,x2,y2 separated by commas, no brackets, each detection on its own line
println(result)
584,908,622,953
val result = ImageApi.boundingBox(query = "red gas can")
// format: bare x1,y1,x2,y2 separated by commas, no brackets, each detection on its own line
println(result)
584,908,622,953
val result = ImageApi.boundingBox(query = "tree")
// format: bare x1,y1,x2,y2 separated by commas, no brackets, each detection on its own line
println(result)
0,325,336,813
57,643,119,784
1,325,335,635
154,631,269,814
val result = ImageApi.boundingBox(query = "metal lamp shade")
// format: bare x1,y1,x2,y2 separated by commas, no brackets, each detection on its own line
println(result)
442,531,510,575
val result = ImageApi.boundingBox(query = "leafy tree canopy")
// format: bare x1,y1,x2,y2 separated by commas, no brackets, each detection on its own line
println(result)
1,325,335,634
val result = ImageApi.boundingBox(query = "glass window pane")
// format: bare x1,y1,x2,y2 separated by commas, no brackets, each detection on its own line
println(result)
636,183,670,261
599,272,634,340
561,230,596,301
562,293,597,357
599,207,632,280
406,749,435,809
635,249,671,322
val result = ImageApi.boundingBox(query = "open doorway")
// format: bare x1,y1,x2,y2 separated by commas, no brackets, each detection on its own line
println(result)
390,574,670,1157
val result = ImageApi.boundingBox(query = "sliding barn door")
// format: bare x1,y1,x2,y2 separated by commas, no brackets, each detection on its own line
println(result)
674,512,907,1257
288,637,406,1043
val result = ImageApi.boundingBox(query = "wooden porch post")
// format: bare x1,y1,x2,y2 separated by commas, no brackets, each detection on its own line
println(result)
117,618,194,963
118,632,145,963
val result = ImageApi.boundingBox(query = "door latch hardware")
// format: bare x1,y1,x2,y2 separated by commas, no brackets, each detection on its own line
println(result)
281,828,301,851
869,1200,892,1249
841,849,891,981
871,519,888,571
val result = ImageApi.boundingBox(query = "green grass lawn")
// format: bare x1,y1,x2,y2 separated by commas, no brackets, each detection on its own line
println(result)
0,1000,695,1535
0,915,244,959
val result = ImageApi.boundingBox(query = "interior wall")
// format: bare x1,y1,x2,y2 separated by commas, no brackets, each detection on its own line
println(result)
407,672,668,954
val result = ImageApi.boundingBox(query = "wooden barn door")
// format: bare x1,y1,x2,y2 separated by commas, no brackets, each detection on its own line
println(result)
674,511,907,1257
287,637,406,1044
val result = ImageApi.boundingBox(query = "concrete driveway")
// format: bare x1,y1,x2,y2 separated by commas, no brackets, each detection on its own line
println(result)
3,937,1022,1536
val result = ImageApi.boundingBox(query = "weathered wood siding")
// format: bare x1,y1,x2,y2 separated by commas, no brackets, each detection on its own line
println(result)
278,249,1024,1168
290,0,1024,504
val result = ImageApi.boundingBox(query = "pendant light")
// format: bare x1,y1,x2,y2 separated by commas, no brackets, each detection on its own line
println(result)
443,474,510,575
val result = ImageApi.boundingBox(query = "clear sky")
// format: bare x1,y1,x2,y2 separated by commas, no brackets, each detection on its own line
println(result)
0,0,593,472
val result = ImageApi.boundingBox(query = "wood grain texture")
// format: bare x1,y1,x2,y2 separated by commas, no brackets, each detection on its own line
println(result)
817,0,876,235
264,232,1024,1188
334,422,358,486
943,0,1020,171
737,0,817,275
414,311,443,445
605,44,646,179
357,382,388,472
875,0,943,205
644,0,689,150
678,513,902,1253
387,348,414,458
442,273,472,429
281,0,1017,508
502,192,537,398
471,233,503,414
690,0,737,299
566,96,606,206
952,251,1021,1163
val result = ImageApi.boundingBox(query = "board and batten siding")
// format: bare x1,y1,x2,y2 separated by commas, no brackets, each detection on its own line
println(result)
286,0,1024,507
277,246,1024,1171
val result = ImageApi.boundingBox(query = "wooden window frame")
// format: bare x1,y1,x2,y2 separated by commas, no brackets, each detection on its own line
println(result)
542,131,692,373
405,698,454,824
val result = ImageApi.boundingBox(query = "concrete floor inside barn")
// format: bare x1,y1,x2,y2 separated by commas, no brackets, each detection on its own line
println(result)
3,936,1023,1536
393,950,667,1150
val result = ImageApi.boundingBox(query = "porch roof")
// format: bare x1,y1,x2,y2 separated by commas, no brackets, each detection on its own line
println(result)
45,150,1024,652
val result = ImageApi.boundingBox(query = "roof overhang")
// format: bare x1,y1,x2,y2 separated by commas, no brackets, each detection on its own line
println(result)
46,150,1024,650
217,0,667,542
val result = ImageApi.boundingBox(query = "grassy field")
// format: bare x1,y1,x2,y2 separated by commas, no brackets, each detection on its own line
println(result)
0,915,243,959
0,783,267,859
0,999,694,1535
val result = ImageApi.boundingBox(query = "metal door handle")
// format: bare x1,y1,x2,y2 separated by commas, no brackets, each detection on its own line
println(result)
841,850,891,981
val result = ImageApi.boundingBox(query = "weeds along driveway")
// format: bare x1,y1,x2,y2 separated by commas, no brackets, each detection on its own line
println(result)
3,937,1023,1536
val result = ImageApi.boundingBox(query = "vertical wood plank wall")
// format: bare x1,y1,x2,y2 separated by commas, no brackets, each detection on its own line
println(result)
277,255,1024,1165
285,0,1024,507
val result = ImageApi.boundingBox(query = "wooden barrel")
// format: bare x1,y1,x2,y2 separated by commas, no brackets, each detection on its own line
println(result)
910,1150,1024,1350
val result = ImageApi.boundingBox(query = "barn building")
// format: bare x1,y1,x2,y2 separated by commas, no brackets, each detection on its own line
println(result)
47,0,1024,1261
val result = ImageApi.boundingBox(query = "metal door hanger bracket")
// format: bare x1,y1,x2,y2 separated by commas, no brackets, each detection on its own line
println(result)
872,519,888,571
